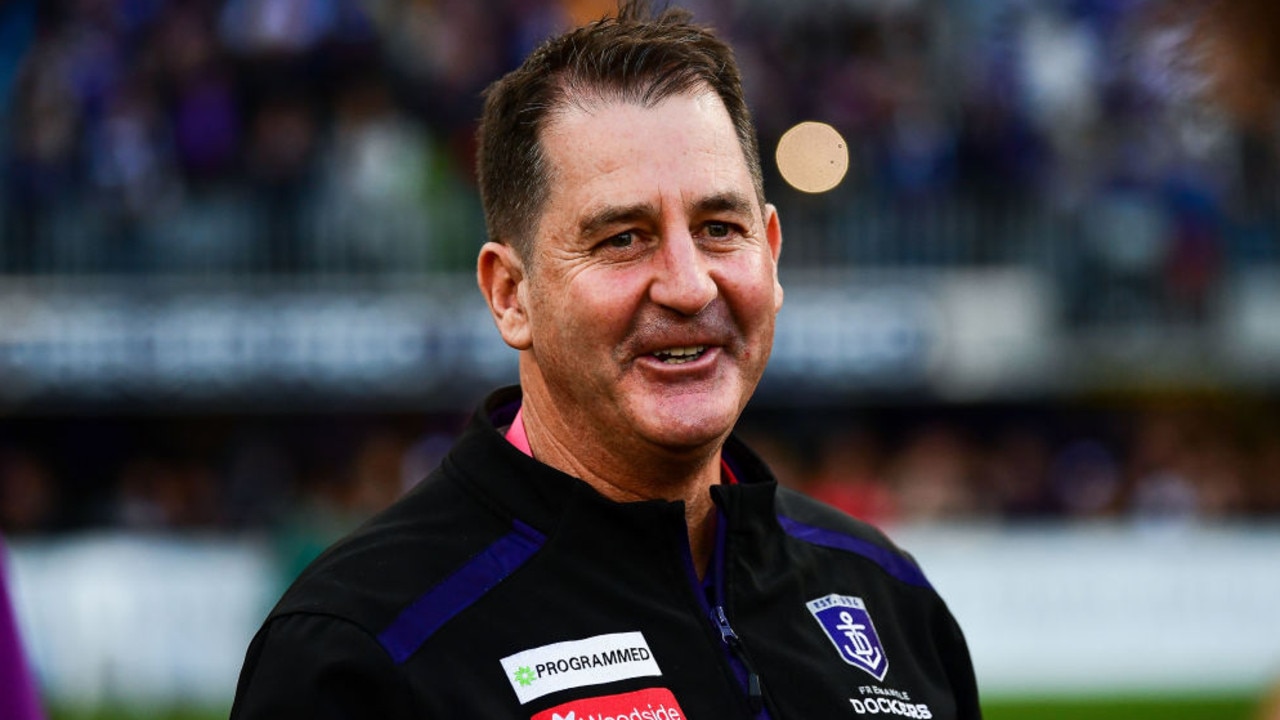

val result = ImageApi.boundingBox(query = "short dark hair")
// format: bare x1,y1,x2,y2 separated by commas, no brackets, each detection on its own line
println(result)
476,1,764,262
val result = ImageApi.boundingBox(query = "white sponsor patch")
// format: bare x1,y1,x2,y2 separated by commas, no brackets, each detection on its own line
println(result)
500,631,662,704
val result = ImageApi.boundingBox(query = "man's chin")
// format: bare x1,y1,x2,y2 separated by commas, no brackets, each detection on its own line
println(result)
626,395,740,454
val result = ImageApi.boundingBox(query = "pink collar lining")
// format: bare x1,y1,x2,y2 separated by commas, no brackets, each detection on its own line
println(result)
505,406,533,456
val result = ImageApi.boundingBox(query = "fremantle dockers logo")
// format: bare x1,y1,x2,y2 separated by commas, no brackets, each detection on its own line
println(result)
806,594,888,681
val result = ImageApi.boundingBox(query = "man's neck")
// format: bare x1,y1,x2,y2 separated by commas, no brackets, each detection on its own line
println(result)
511,398,724,578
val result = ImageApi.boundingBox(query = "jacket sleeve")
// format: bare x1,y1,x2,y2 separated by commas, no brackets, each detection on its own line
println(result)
938,605,982,720
230,612,416,720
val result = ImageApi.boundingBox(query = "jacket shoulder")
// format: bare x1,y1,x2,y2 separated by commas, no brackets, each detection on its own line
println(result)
270,466,512,635
774,486,933,590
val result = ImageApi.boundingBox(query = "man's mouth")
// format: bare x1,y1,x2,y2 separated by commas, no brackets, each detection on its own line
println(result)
651,345,708,365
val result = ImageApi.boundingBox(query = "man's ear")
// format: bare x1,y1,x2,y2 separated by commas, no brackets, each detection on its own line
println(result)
764,203,785,312
477,241,533,350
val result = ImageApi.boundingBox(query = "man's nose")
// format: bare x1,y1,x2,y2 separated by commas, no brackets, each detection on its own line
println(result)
648,231,717,316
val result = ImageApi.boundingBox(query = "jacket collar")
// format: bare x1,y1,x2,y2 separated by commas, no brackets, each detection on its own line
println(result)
443,386,779,536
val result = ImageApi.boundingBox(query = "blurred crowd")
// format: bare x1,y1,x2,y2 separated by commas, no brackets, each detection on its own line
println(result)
3,401,1278,548
742,401,1280,526
2,2,1279,543
0,0,1276,320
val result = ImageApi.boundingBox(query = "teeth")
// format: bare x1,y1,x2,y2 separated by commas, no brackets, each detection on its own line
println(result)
654,345,707,364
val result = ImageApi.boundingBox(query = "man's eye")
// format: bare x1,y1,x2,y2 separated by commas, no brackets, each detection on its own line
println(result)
705,222,732,238
606,232,634,248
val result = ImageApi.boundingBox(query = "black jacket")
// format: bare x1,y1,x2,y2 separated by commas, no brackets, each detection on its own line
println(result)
231,387,980,719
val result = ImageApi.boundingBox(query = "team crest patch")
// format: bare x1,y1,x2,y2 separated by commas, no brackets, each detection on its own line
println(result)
530,688,685,720
806,594,889,681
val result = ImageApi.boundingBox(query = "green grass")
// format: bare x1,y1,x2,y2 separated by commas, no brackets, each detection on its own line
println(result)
51,709,226,720
982,695,1258,720
49,695,1260,719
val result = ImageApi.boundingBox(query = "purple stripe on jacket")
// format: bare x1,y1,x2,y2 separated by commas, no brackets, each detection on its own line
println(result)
1,537,45,720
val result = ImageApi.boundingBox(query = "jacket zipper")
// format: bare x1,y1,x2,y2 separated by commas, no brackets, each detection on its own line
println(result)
678,498,771,719
710,604,765,713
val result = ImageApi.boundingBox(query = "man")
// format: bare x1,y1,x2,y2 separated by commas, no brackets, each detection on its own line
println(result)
231,3,980,718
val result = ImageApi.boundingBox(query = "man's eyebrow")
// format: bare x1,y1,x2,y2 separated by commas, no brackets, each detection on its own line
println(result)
576,192,756,239
691,191,755,218
577,202,660,239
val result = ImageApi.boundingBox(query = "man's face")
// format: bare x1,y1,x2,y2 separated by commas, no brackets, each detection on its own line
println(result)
516,88,783,457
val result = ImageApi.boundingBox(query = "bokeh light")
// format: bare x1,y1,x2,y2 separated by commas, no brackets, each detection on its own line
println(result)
775,121,849,194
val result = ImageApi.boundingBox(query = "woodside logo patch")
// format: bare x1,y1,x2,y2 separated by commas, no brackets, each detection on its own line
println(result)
531,688,686,720
501,632,662,704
